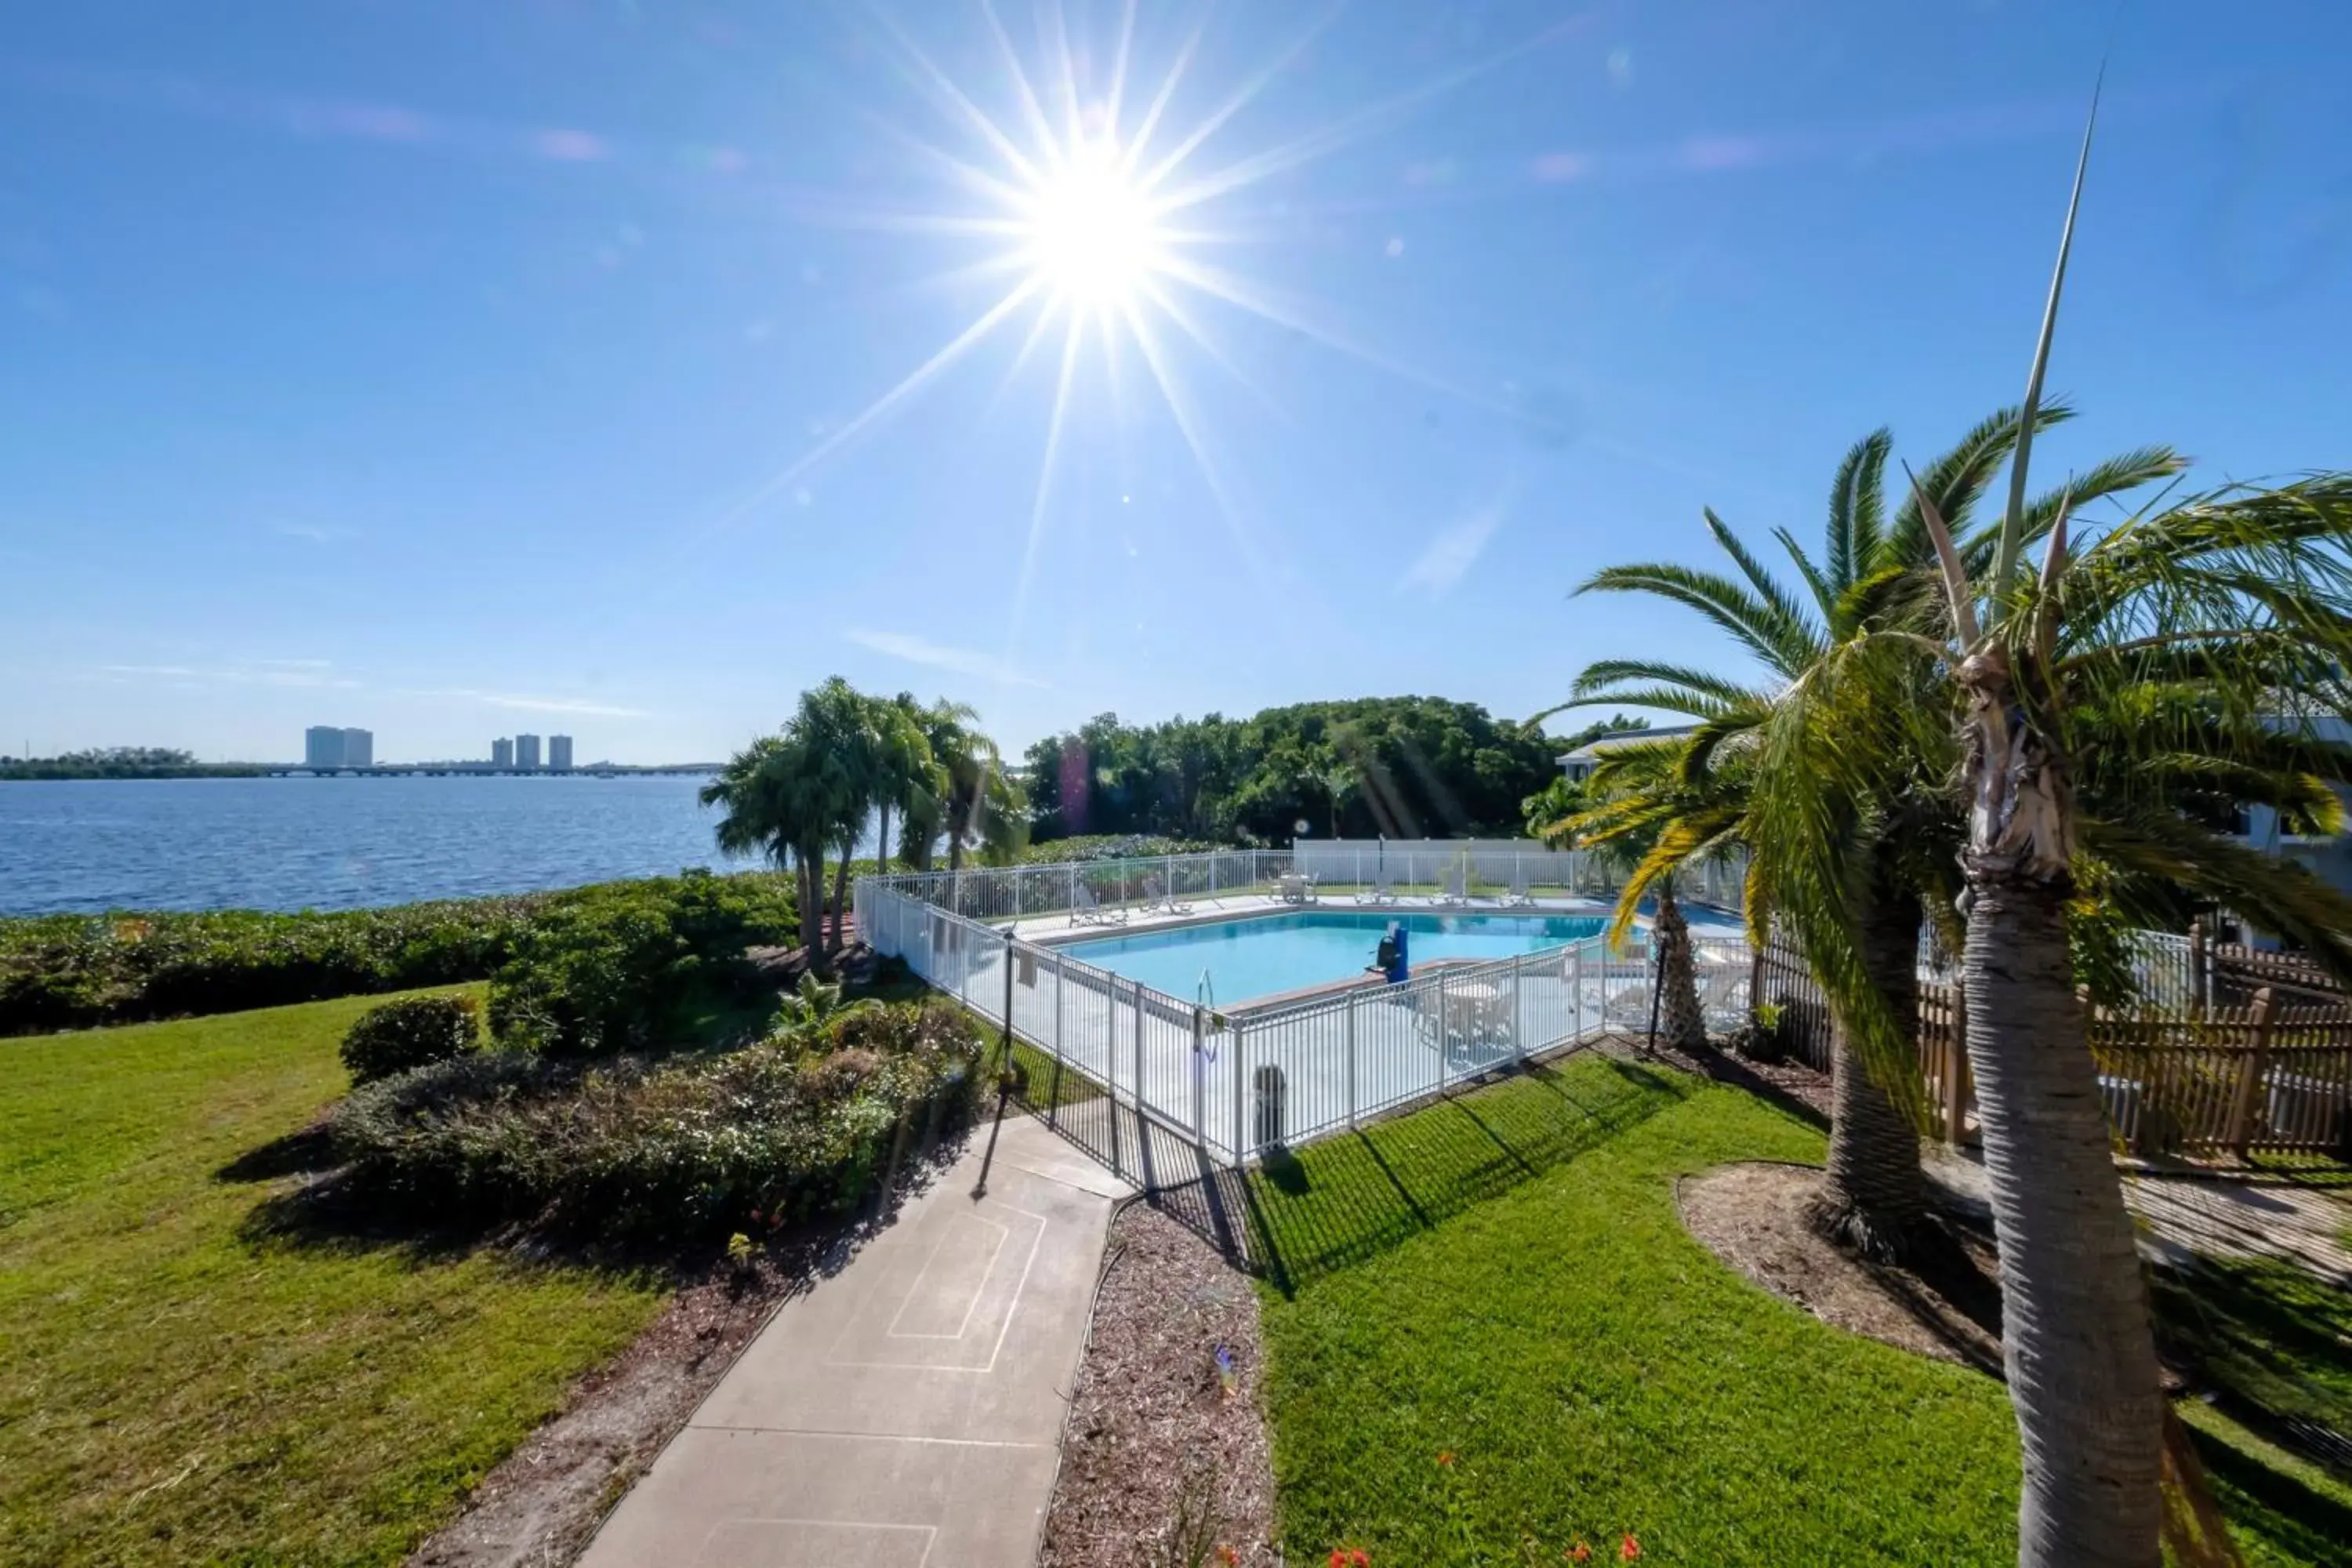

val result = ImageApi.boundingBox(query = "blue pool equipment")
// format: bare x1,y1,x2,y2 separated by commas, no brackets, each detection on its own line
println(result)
1374,920,1410,985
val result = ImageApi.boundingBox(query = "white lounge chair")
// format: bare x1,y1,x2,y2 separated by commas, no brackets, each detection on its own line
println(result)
1073,883,1127,927
1143,876,1193,916
1355,872,1397,906
1501,864,1537,907
1431,861,1469,907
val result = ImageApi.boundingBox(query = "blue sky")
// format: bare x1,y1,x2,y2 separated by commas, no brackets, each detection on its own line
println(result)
2,1,2345,765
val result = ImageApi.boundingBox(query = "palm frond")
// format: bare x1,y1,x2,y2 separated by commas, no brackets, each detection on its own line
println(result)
1826,428,1893,591
1886,401,2073,567
2079,810,2352,988
1776,525,1838,624
1704,507,1824,667
1576,561,1818,680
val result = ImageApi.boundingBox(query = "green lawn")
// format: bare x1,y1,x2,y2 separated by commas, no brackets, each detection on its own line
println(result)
1247,1054,2349,1567
0,989,668,1567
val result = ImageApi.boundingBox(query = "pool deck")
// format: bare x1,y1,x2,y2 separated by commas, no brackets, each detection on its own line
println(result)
991,891,1744,950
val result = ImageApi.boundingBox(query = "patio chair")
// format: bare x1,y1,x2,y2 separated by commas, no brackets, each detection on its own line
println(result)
1502,864,1537,908
1602,977,1657,1033
1073,883,1127,927
1355,871,1398,906
1431,861,1469,907
1143,876,1194,916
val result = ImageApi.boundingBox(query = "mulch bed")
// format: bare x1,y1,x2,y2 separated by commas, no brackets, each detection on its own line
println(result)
1678,1162,2006,1374
1041,1203,1279,1568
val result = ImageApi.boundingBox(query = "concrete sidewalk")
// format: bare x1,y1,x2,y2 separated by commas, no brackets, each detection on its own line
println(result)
579,1112,1131,1568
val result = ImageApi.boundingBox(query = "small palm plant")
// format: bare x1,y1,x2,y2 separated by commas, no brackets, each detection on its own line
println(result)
771,971,877,1040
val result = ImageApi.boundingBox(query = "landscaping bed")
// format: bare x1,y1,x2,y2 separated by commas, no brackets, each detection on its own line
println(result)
1041,1203,1277,1567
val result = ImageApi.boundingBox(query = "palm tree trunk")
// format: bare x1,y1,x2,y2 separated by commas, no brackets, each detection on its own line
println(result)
1653,880,1707,1051
1965,869,2161,1566
829,849,853,959
1958,658,2161,1567
803,849,833,977
1808,867,1927,1260
876,802,892,874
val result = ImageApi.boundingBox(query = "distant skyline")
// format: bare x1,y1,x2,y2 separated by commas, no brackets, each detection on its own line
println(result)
3,2,2347,764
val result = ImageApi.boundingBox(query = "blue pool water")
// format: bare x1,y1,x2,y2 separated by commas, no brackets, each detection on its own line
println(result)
1059,909,1610,1005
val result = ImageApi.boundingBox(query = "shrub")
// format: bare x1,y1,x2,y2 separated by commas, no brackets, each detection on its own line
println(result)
328,999,985,1244
486,871,799,1057
0,871,799,1039
340,994,483,1083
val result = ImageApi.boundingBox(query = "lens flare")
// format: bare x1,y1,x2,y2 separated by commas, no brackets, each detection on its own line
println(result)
1020,138,1167,308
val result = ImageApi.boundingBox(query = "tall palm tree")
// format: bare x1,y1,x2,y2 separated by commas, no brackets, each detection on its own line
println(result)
1555,403,2180,1256
1761,111,2352,1562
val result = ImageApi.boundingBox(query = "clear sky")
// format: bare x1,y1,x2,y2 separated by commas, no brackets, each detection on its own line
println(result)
2,1,2345,765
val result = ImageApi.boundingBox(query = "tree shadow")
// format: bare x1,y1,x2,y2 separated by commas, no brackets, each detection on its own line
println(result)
1235,1052,1695,1295
2153,1254,2352,1483
2187,1418,2352,1567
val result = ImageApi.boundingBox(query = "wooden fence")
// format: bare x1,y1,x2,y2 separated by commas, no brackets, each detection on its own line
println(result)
1751,934,2352,1160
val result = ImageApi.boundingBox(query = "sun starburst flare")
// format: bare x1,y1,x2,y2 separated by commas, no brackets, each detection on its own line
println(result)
717,2,1584,656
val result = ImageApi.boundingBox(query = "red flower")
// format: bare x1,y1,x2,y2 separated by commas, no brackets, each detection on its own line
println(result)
1330,1552,1346,1568
1567,1544,1592,1563
1436,1450,1456,1468
1351,1554,1369,1568
1217,1549,1239,1567
1620,1535,1641,1562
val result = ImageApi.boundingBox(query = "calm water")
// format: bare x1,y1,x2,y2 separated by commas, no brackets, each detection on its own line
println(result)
0,775,777,915
1062,910,1612,1005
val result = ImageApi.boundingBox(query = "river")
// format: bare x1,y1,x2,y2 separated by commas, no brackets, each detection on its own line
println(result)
0,775,839,915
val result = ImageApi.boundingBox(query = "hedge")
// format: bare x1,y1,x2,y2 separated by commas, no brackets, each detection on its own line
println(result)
328,999,985,1244
0,870,798,1038
341,994,483,1083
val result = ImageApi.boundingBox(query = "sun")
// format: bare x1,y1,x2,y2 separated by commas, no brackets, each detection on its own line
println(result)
1017,140,1167,309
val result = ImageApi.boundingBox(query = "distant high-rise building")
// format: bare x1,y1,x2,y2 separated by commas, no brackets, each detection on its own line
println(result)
515,733,542,770
492,737,514,769
548,735,574,771
340,728,373,768
304,726,345,771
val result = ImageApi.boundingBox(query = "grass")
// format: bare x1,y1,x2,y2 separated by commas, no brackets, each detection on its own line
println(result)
1008,1037,1107,1109
0,988,668,1567
1247,1053,2349,1566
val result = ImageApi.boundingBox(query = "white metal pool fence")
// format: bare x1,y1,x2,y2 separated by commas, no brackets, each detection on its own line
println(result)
857,841,1744,926
855,866,1752,1167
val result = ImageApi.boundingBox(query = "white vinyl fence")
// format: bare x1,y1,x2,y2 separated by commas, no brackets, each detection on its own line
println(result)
862,842,1745,922
858,851,1751,1167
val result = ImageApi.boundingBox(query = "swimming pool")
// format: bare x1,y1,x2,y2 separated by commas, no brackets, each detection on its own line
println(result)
1058,909,1610,1006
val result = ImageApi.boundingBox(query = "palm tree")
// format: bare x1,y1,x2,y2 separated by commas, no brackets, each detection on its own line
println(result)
1555,399,2180,1256
1534,742,1712,1051
1756,111,2352,1560
870,692,943,876
701,729,847,964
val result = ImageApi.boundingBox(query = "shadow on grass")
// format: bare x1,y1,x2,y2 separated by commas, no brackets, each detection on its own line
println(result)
2154,1254,2352,1481
2188,1420,2352,1568
1236,1053,1696,1295
216,1122,340,1183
